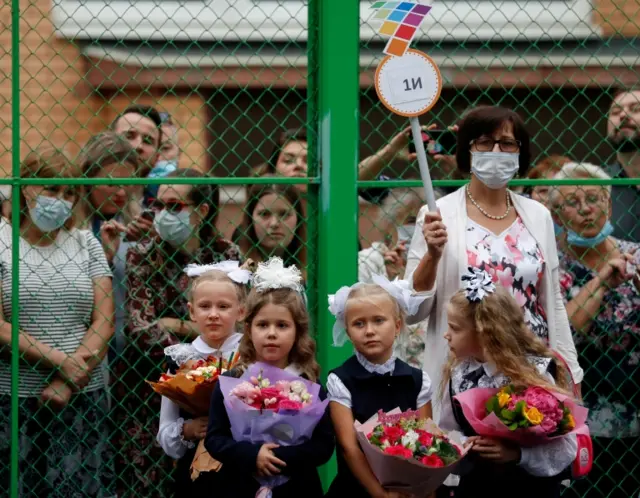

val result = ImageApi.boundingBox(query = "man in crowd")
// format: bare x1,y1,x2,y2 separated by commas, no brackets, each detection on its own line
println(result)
606,88,640,242
112,104,163,175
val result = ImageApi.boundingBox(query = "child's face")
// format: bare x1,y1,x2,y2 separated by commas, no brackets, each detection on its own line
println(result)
444,304,483,360
345,296,401,364
188,280,244,347
250,303,297,369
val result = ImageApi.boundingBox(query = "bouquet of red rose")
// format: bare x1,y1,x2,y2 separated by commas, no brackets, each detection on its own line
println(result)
356,408,468,497
454,385,588,446
148,352,240,416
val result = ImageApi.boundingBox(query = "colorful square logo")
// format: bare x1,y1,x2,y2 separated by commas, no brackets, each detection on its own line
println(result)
369,1,432,57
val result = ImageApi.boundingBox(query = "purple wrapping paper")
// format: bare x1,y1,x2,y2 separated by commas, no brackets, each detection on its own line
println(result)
218,363,330,494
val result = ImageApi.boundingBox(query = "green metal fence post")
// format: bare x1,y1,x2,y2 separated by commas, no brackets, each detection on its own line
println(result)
317,0,360,488
10,0,21,494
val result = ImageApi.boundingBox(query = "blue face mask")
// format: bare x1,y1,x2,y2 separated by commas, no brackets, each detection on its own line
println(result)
566,220,614,247
145,160,178,200
553,221,564,237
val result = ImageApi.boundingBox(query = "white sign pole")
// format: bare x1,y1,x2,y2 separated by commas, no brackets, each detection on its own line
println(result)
409,116,437,212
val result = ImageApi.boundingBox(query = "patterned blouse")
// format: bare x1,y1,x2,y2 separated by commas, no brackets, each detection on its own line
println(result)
558,238,640,438
466,217,548,341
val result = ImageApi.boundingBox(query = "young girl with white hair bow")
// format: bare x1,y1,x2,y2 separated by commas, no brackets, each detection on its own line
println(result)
325,275,433,498
157,260,252,494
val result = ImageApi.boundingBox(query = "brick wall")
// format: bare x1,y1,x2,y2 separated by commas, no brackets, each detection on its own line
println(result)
0,0,99,176
596,0,640,36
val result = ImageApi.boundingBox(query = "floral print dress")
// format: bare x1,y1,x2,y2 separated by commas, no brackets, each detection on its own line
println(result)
111,237,241,497
558,239,640,439
466,217,548,341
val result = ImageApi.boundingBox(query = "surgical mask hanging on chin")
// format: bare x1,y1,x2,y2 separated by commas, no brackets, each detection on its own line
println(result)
29,195,73,232
471,151,519,189
567,220,614,248
153,209,194,246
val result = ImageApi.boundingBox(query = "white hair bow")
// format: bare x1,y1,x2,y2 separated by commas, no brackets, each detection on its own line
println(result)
252,257,304,294
328,275,428,348
184,260,252,284
461,266,496,302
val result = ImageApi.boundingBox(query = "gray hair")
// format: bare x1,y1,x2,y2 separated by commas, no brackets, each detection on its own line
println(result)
548,162,612,206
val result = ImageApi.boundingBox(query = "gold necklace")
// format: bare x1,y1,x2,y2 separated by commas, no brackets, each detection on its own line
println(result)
466,186,511,220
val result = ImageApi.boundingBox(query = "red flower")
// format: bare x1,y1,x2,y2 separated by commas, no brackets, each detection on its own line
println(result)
384,445,413,459
417,430,434,447
382,425,405,444
420,455,445,468
278,399,304,412
261,387,285,400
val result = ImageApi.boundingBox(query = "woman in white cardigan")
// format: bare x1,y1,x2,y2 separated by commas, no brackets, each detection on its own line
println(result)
404,106,583,418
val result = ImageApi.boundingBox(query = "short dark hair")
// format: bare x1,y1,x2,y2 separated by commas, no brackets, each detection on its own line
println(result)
112,105,163,145
165,168,219,243
455,106,531,178
266,128,308,173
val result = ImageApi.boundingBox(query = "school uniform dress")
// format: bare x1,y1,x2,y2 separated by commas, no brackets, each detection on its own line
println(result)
157,333,242,496
325,352,433,498
204,364,335,498
440,356,577,498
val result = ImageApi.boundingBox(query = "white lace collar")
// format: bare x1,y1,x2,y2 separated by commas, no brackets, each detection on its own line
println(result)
355,350,396,375
247,362,304,377
451,355,552,394
192,334,242,356
164,333,242,366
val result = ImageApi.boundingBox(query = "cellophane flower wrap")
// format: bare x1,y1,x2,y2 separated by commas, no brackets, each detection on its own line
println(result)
148,352,240,417
355,408,468,498
218,362,330,497
454,385,588,446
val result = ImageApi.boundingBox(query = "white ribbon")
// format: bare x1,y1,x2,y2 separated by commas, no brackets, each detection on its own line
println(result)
461,266,496,302
183,260,252,284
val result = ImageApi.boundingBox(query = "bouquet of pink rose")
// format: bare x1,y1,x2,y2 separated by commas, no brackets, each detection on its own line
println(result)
454,385,588,446
218,363,329,495
356,408,468,498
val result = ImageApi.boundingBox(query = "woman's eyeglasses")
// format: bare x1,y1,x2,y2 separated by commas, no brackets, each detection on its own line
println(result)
471,138,521,153
149,199,193,213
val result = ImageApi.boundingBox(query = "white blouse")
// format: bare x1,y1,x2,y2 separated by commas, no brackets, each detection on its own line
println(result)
327,351,433,409
439,356,578,478
157,333,242,459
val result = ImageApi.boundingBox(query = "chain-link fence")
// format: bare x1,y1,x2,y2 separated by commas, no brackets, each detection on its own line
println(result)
1,0,639,496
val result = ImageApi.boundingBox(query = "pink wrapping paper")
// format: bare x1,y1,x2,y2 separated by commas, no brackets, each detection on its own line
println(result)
355,408,469,498
454,387,589,446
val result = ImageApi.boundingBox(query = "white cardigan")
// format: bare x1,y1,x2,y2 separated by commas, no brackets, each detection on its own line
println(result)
404,187,583,416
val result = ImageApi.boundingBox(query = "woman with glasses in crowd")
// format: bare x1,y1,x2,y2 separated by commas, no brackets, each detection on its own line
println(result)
548,163,640,498
111,167,242,497
0,146,115,497
404,106,583,421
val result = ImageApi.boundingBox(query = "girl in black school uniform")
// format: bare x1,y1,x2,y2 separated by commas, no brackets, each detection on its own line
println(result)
438,268,577,498
325,276,434,498
205,257,335,498
157,261,250,495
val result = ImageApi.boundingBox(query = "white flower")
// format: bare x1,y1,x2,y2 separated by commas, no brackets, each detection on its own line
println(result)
253,257,303,293
259,378,270,388
401,430,420,450
290,381,306,394
381,439,391,449
288,393,302,403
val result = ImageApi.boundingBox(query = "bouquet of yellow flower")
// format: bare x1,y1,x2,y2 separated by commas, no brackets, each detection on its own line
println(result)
454,385,588,445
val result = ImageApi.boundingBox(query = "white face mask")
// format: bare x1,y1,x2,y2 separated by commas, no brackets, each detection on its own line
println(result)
0,185,11,202
396,224,415,243
153,209,194,246
471,151,519,189
29,195,73,232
